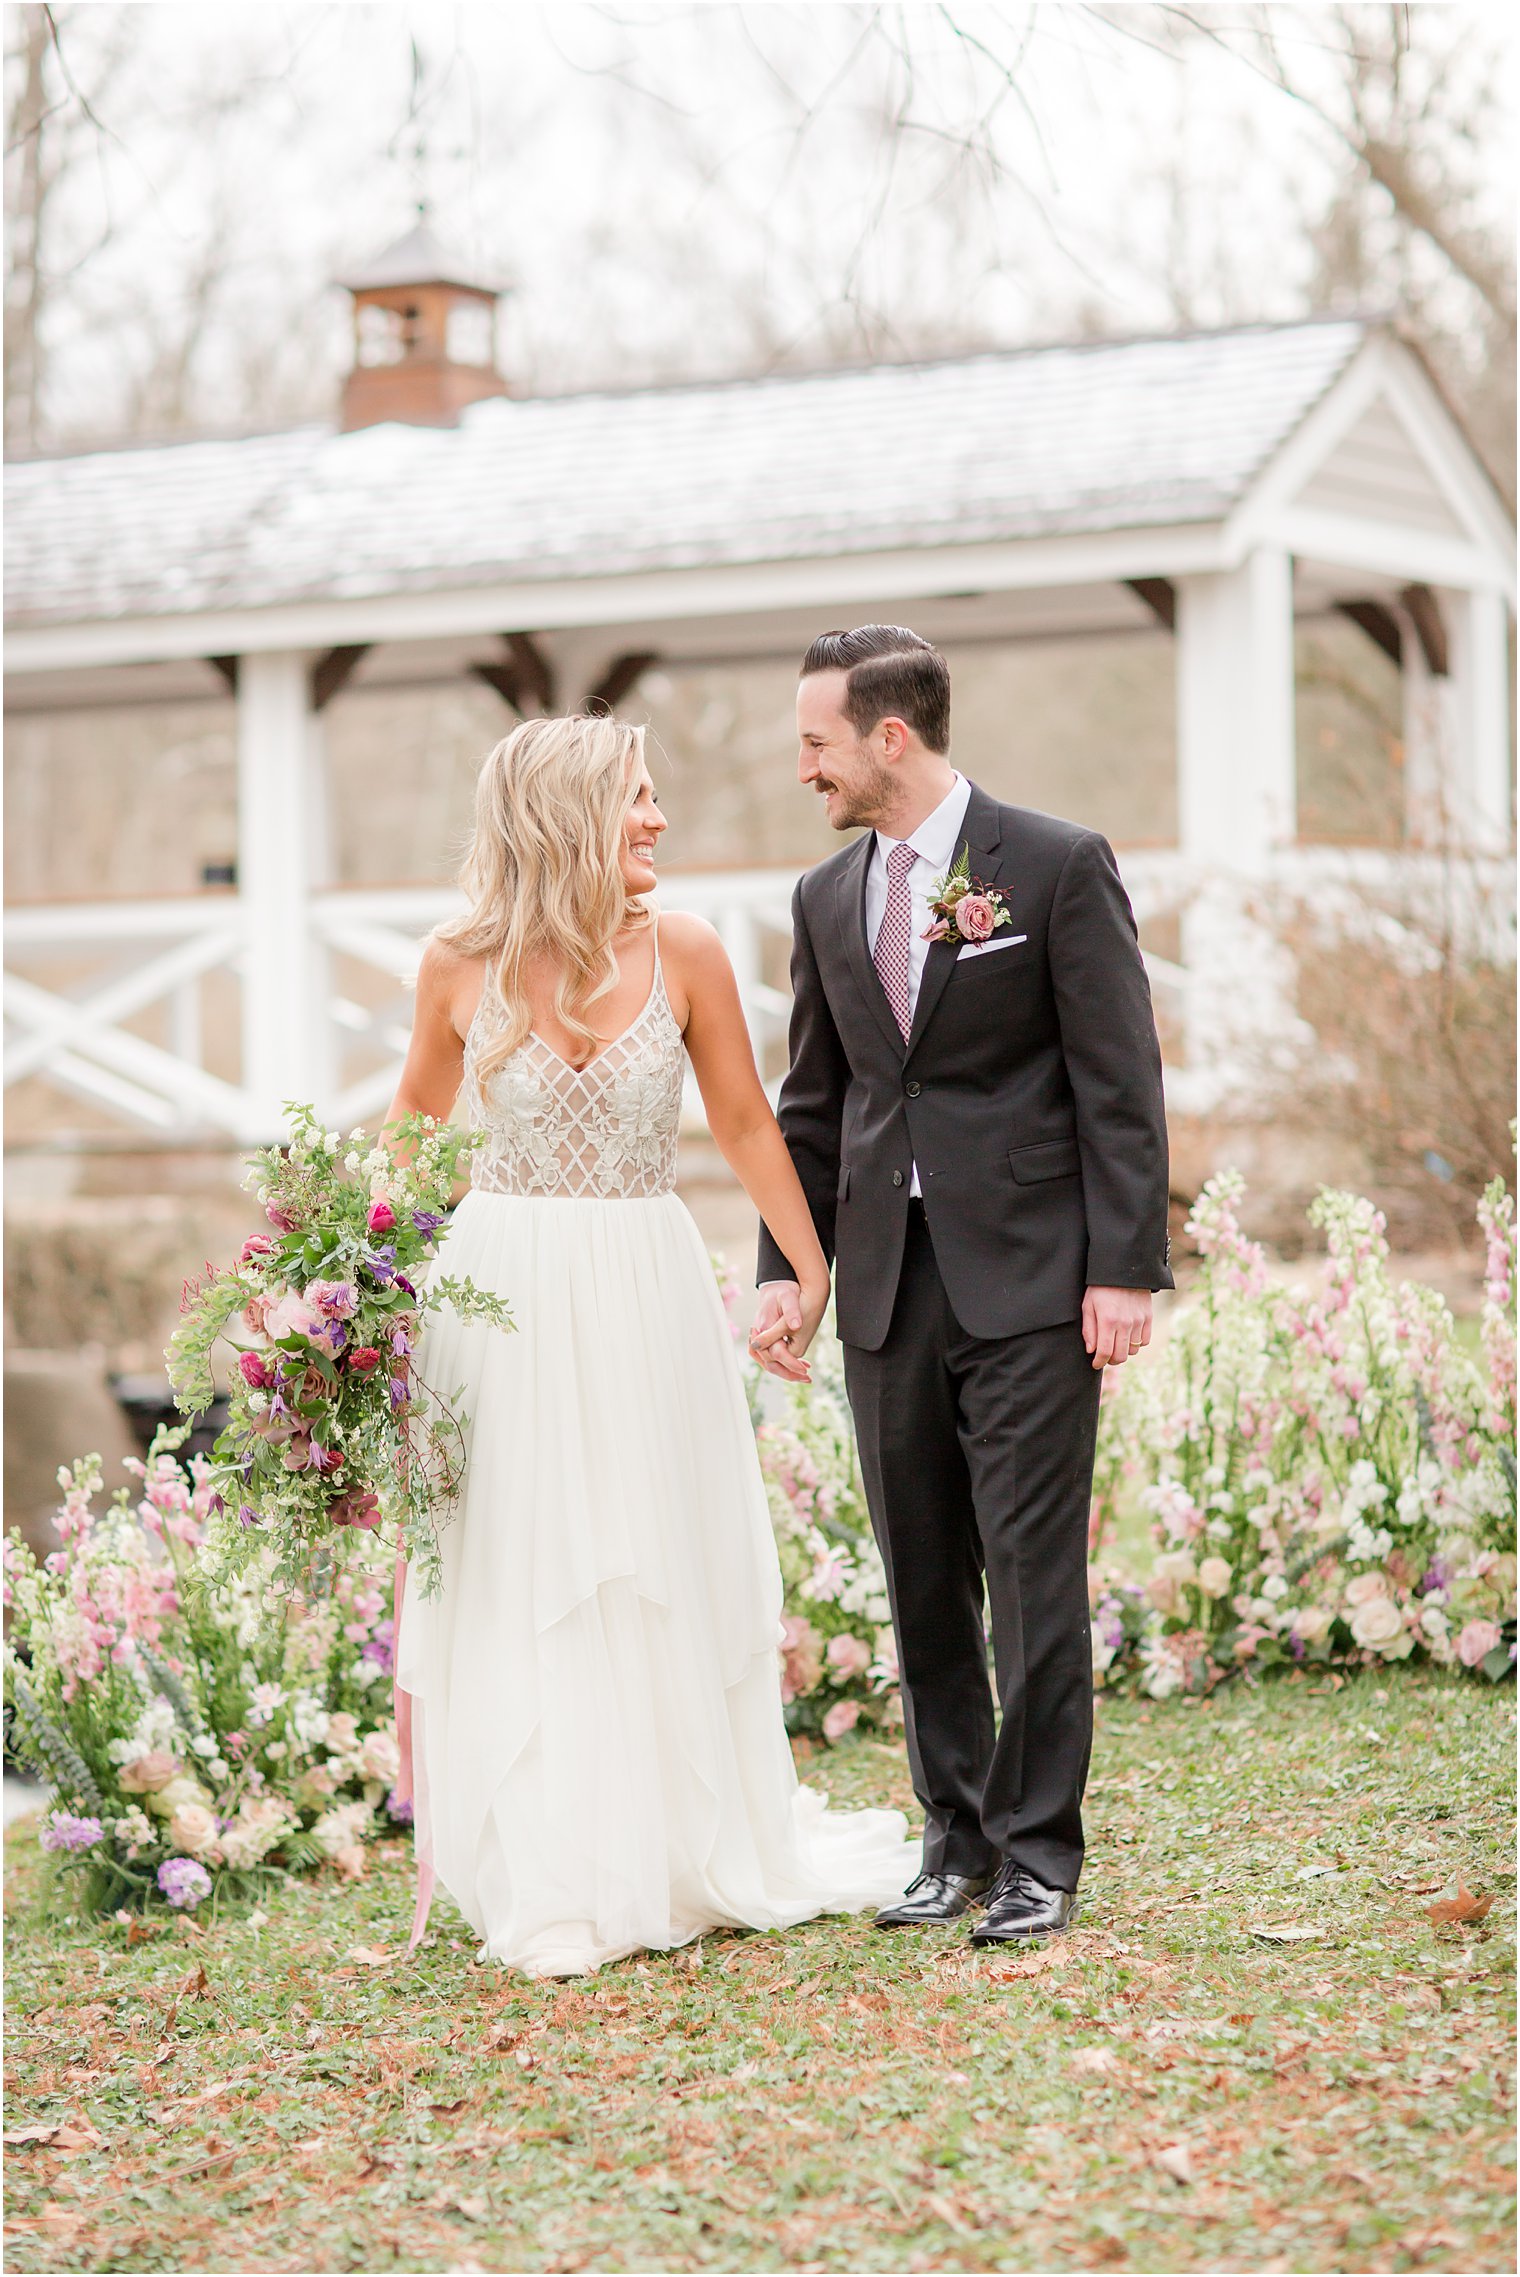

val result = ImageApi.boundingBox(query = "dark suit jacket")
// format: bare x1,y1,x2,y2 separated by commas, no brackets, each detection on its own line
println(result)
757,783,1173,1349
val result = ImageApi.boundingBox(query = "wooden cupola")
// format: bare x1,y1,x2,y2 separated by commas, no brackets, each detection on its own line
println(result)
337,219,508,432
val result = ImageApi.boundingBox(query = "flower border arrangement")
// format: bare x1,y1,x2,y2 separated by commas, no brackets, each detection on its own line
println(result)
168,1102,513,1603
3,1428,404,1916
1089,1172,1516,1698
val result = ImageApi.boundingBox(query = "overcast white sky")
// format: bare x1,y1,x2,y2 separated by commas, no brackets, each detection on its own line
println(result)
12,2,1516,442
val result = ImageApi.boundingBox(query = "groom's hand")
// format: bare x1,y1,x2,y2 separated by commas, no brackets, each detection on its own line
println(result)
1082,1286,1152,1369
750,1281,811,1382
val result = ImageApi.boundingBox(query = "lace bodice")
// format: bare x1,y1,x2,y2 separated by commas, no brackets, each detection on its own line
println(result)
463,946,685,1199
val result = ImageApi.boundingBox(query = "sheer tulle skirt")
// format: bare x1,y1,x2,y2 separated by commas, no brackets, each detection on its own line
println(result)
394,1188,917,1977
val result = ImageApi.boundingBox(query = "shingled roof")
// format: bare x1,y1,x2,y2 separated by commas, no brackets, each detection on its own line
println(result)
4,318,1372,629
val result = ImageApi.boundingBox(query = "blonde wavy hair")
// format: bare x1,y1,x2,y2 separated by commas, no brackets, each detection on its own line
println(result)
435,713,653,1082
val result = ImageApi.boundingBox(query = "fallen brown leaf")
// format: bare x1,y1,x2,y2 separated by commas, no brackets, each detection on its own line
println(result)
5,2121,103,2152
1153,2141,1195,2186
345,1944,392,1968
1427,1883,1493,1927
1070,2045,1118,2076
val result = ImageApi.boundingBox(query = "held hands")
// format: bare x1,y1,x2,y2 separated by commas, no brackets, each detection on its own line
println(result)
749,1278,828,1383
1082,1286,1152,1370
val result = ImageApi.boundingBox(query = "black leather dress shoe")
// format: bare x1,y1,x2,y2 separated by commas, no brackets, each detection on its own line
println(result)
873,1870,993,1927
969,1863,1078,1944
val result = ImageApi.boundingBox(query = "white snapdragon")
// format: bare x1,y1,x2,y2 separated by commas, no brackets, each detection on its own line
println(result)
289,1690,330,1751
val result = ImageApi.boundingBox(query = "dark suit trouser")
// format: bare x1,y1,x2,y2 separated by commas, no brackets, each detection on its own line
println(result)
842,1204,1102,1892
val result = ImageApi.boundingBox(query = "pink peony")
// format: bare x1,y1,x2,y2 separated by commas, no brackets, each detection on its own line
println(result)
346,1347,382,1376
265,1203,298,1232
955,893,996,943
822,1699,861,1743
264,1290,325,1345
239,1235,276,1266
826,1633,873,1681
367,1200,396,1234
238,1351,274,1390
1456,1618,1503,1668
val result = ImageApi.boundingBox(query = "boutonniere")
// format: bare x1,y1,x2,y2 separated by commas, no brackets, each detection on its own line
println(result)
922,844,1014,944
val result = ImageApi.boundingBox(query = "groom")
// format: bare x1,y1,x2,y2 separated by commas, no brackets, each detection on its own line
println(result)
754,625,1172,1944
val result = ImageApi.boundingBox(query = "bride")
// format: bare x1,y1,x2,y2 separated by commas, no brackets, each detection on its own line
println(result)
387,712,917,1977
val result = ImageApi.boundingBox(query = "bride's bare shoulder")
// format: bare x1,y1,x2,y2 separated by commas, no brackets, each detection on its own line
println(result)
655,909,726,970
417,934,489,1038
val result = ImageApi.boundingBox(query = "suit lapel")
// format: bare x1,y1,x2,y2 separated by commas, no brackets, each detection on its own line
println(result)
834,832,906,1057
904,782,1004,1060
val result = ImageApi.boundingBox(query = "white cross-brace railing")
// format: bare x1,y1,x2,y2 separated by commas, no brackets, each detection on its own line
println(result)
6,851,1509,1143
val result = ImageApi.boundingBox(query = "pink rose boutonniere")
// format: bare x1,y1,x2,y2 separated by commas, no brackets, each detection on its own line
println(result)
923,844,1014,943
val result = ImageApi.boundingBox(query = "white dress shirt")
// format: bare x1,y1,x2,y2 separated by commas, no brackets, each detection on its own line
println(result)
864,771,972,1195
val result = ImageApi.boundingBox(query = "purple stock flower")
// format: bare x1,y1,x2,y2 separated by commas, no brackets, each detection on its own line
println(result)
157,1857,213,1910
40,1812,104,1854
1418,1560,1451,1595
362,1618,395,1675
384,1789,414,1826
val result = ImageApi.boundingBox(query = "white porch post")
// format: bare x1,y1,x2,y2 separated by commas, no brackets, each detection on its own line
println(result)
1173,547,1298,1094
1446,586,1514,851
236,650,333,1132
1400,604,1445,845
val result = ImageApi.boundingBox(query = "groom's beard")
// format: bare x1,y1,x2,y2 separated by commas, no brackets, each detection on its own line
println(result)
819,747,898,832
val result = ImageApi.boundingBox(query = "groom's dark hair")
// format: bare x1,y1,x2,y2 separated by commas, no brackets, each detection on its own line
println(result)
800,625,951,754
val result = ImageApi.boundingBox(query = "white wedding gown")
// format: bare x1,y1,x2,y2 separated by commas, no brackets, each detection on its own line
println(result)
394,931,917,1976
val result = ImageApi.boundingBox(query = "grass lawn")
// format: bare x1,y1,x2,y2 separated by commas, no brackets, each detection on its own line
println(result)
4,1667,1513,2275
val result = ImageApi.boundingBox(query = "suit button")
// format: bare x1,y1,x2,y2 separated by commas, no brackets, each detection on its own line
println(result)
905,1080,921,1098
892,1170,904,1188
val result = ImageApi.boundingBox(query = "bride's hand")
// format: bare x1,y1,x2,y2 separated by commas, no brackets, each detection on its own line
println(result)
792,1276,830,1360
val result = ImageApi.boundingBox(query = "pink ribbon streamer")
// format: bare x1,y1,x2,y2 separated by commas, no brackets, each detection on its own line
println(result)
392,1548,435,1950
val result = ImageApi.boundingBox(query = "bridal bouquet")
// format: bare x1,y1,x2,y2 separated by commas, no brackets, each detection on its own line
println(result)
168,1102,512,1601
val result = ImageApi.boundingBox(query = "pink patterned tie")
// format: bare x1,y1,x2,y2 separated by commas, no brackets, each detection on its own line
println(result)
874,840,918,1039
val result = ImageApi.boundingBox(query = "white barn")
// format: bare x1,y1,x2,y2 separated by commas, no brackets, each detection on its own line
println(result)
5,297,1514,1145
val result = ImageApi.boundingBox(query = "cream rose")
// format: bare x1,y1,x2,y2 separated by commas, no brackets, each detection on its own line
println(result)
1196,1557,1233,1600
167,1801,221,1860
1292,1604,1333,1644
118,1749,178,1795
325,1712,360,1756
1349,1597,1404,1649
358,1729,401,1785
150,1774,211,1818
1345,1571,1391,1607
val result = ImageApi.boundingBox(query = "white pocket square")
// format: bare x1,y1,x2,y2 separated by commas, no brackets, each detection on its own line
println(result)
957,934,1027,961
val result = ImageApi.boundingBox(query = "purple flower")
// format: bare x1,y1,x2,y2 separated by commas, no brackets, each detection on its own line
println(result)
237,1503,262,1530
157,1856,212,1910
362,1619,396,1675
1418,1560,1450,1596
365,1245,398,1286
411,1210,446,1235
306,1278,358,1320
388,1376,410,1412
40,1812,104,1854
390,1325,413,1358
394,1276,417,1298
384,1789,414,1825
